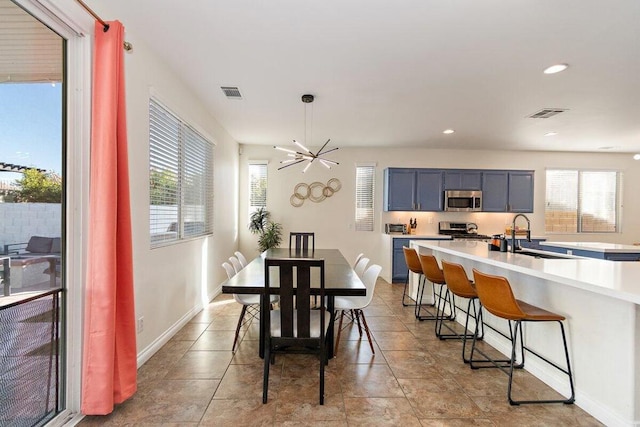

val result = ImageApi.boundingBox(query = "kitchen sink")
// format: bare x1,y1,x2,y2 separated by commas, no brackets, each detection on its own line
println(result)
515,249,574,259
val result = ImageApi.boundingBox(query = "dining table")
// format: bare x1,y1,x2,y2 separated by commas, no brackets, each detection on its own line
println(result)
221,248,366,358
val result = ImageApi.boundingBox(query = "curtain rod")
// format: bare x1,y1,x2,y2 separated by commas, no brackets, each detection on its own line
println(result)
74,0,133,51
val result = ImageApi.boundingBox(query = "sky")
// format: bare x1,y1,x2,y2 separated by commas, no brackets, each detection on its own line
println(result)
0,83,62,182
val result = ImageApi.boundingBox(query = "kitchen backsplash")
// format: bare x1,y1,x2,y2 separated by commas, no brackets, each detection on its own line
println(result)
381,211,536,236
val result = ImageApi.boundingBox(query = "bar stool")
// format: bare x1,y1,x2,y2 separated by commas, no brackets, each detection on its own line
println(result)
417,254,455,323
402,247,431,315
471,269,575,405
440,260,484,361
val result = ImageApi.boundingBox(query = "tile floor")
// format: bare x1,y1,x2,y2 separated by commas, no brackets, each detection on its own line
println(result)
79,279,601,426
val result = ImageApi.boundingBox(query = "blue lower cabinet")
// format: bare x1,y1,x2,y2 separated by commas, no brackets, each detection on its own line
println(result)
391,238,450,283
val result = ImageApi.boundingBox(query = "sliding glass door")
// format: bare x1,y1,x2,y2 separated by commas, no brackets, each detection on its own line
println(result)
0,0,65,425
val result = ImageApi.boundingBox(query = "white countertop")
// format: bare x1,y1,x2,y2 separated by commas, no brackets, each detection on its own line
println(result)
412,240,640,305
541,241,640,253
385,233,452,239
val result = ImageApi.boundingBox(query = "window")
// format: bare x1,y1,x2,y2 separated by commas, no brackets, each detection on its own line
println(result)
249,162,267,215
149,98,214,246
355,164,375,231
545,169,619,233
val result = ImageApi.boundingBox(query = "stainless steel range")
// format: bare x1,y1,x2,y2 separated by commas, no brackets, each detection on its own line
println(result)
438,221,492,241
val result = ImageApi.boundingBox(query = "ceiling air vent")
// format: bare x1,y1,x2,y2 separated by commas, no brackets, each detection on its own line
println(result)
527,108,567,119
221,86,243,100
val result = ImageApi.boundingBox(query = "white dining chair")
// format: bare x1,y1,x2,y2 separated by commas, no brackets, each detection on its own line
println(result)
353,253,364,268
234,251,248,268
223,262,278,353
333,264,382,355
354,257,369,278
223,262,236,280
229,256,243,274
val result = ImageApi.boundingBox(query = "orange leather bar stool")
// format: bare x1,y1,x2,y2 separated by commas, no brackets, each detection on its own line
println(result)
471,269,575,405
417,254,455,323
440,260,484,360
401,247,430,311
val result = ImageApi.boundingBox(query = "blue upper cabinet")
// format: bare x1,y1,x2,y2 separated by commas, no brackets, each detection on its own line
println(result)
384,168,443,211
481,171,509,211
507,171,534,212
385,168,533,213
443,170,482,190
482,170,534,212
384,168,417,211
416,169,444,211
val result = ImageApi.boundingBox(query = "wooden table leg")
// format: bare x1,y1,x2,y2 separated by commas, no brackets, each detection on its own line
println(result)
326,296,335,359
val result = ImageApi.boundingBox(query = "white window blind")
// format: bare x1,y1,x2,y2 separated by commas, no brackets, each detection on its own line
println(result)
545,169,618,233
249,162,267,215
355,165,375,231
149,98,214,246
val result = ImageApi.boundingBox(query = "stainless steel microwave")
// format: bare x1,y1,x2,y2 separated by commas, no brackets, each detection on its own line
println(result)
444,190,482,212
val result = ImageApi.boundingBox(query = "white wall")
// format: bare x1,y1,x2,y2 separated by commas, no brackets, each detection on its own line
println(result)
116,32,239,355
239,145,640,278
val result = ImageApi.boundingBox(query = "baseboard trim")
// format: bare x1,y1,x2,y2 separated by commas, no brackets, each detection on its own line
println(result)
136,285,222,367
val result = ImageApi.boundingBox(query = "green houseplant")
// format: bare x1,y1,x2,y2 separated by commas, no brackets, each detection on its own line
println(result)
249,208,283,252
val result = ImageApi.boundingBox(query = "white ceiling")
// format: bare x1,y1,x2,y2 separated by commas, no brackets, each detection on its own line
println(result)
89,0,640,154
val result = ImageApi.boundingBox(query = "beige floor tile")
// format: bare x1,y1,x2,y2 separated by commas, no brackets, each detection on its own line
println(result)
164,350,233,380
344,397,422,426
77,279,599,426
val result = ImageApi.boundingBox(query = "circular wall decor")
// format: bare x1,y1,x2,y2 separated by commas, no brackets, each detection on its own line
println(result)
289,178,342,207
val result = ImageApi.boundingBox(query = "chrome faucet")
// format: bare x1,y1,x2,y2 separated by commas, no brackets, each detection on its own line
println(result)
511,213,531,253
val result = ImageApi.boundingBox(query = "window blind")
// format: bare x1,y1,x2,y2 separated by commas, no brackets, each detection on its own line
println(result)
545,169,618,233
249,163,267,214
355,165,375,231
149,98,213,246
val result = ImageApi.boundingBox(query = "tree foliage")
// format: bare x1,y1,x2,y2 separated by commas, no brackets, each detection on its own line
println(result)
14,169,62,203
150,168,178,205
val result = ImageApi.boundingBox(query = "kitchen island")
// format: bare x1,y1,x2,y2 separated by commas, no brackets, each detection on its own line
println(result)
411,239,640,427
540,241,640,261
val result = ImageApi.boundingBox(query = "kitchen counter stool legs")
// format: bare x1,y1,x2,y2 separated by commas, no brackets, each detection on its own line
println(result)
471,269,575,405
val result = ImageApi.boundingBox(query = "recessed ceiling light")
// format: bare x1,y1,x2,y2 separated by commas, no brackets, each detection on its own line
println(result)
443,129,455,134
543,64,569,74
544,132,558,137
633,154,640,160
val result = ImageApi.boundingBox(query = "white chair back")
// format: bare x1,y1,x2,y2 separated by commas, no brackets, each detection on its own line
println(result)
235,251,248,268
360,264,382,307
354,257,370,278
229,256,243,273
222,262,236,280
353,253,364,268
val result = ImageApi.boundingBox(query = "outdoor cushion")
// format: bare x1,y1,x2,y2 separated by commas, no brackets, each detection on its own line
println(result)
25,236,53,254
51,237,61,253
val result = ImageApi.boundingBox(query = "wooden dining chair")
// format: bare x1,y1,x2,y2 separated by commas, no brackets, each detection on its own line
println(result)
289,232,315,252
263,257,330,405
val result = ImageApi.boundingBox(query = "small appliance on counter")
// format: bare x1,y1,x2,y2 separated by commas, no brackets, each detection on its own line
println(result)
489,235,508,252
438,221,492,240
385,223,408,235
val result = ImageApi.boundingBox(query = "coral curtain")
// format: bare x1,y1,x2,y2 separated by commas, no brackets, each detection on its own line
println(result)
81,21,137,415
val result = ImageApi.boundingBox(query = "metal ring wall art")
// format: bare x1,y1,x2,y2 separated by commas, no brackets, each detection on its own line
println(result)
290,178,341,207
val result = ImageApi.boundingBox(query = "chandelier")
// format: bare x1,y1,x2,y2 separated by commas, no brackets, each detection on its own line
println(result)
274,94,339,172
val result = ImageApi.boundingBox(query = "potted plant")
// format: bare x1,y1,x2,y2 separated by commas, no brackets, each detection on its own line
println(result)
249,208,283,252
